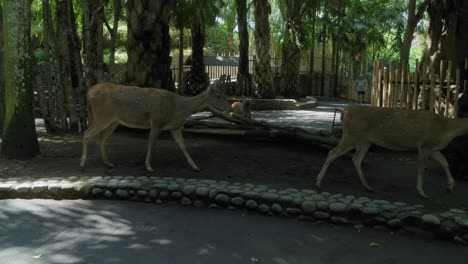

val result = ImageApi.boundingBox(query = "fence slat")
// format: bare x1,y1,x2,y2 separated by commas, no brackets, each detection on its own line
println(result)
429,64,435,112
438,60,444,114
406,65,412,109
455,68,460,118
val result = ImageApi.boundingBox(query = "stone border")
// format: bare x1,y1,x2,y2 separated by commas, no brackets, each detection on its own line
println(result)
1,176,467,244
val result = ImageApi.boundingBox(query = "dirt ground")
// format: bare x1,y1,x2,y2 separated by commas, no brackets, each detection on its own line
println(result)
1,128,467,212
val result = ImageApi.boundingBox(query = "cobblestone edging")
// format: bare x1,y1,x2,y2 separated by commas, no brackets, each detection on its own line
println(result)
1,176,468,244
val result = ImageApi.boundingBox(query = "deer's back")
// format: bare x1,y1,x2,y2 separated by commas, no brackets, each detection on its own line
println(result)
87,83,178,129
342,105,448,150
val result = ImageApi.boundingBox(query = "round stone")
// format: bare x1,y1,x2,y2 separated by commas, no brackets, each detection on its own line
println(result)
31,183,48,193
137,190,148,196
258,204,271,214
170,191,182,199
168,184,180,191
104,190,113,198
279,196,294,203
245,200,258,209
91,188,103,196
309,194,324,201
182,185,196,195
118,180,130,188
422,214,441,225
286,208,301,215
14,183,32,193
230,197,245,206
159,190,169,198
116,189,128,198
317,201,329,211
195,187,210,197
330,193,343,199
362,207,381,215
293,198,304,206
374,199,390,205
320,192,331,197
214,194,230,205
382,205,398,211
329,203,348,213
457,219,468,228
302,189,316,195
149,189,158,198
337,198,352,204
181,197,192,205
440,212,454,219
261,193,279,202
271,203,283,214
313,211,330,220
243,191,260,199
450,208,466,214
301,201,316,214
193,200,205,208
387,219,402,228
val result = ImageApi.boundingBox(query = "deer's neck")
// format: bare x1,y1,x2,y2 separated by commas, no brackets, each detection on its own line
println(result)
180,90,210,115
448,118,468,138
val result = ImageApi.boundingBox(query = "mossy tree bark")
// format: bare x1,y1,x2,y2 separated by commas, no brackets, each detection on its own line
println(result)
1,0,39,158
186,22,209,95
82,0,105,86
252,0,275,99
236,0,250,96
126,0,175,90
0,4,5,131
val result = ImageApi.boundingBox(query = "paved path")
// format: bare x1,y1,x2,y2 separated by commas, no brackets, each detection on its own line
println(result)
1,199,467,264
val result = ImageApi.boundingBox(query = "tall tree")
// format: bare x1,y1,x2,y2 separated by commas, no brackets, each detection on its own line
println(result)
277,0,318,98
103,0,122,81
235,0,250,95
253,0,275,98
0,3,5,131
82,0,106,86
126,0,175,90
400,0,428,65
1,0,39,158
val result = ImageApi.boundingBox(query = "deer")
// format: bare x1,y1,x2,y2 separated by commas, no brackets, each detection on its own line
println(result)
315,105,468,198
230,98,251,119
80,80,230,172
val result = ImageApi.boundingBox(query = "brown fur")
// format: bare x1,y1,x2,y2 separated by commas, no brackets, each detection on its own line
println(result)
316,105,468,198
80,80,229,172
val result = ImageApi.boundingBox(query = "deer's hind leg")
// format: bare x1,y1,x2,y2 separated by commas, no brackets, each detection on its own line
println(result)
97,122,119,168
316,140,355,189
171,128,200,171
352,143,373,191
416,147,432,198
80,119,115,169
430,151,454,192
145,126,161,172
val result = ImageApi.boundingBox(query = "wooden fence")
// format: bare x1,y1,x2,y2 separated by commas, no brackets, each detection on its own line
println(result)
369,59,468,118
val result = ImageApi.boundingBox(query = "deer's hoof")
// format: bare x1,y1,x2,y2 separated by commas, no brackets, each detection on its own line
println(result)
419,193,429,199
315,182,321,190
366,186,375,192
80,166,86,172
192,167,201,172
105,162,115,168
146,167,154,172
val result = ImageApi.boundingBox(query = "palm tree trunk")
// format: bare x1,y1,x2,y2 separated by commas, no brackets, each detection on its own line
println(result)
236,0,250,96
187,22,209,95
178,26,185,94
0,4,5,131
253,0,275,98
1,0,39,158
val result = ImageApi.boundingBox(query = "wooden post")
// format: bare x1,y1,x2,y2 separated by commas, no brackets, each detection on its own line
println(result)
399,62,405,109
387,63,393,107
406,65,412,109
455,68,460,118
421,61,427,110
393,65,399,108
445,61,452,117
429,64,435,112
378,61,383,107
413,59,419,110
383,64,388,107
372,61,377,105
438,60,444,114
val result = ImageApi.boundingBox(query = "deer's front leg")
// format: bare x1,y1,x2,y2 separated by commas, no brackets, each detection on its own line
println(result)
171,128,200,171
145,127,161,172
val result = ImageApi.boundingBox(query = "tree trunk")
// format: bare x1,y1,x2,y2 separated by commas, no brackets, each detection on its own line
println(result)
252,0,275,98
56,0,80,132
106,0,122,81
126,0,175,90
401,0,428,65
82,0,105,87
280,11,302,99
0,4,5,131
1,0,40,158
186,22,209,95
178,26,185,94
236,0,250,96
308,12,316,76
320,11,327,96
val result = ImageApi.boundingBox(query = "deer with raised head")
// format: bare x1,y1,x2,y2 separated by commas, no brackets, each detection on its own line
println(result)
316,105,468,198
80,80,229,172
230,98,251,119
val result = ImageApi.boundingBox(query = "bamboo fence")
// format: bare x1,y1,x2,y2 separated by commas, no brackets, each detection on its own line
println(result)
369,59,467,118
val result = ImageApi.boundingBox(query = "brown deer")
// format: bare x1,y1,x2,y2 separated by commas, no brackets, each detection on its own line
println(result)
230,99,251,119
316,105,468,198
80,80,229,172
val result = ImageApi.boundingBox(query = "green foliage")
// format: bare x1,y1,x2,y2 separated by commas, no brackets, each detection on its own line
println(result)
103,46,127,64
